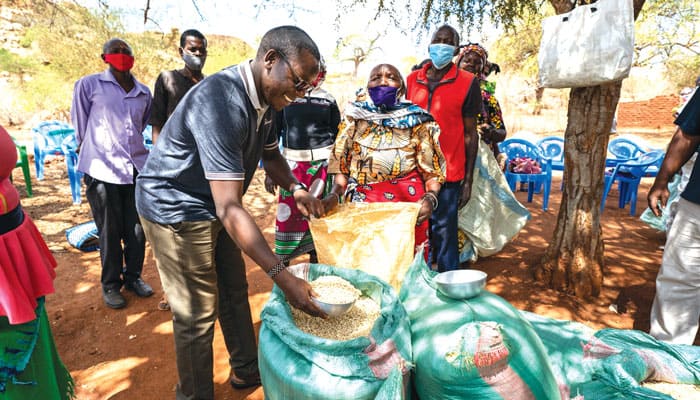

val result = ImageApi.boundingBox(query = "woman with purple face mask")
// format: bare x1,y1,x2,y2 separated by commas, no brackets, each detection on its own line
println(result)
324,64,447,259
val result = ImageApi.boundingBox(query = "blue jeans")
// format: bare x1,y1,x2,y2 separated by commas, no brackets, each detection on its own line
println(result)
430,181,460,272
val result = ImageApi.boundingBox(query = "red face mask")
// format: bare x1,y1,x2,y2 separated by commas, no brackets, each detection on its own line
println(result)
104,53,134,72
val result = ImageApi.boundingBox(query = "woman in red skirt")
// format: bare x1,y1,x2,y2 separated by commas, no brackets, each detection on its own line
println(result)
0,125,74,398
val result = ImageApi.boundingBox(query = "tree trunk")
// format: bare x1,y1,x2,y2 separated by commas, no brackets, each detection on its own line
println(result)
534,83,620,297
537,0,645,298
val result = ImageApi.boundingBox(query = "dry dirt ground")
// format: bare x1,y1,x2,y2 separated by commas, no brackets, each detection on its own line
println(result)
9,130,699,400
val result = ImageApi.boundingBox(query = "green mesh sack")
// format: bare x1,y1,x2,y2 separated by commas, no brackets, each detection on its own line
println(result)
398,253,562,400
259,263,412,400
523,311,700,399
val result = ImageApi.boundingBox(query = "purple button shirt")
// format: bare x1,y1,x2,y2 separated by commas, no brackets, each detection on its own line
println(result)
71,69,152,184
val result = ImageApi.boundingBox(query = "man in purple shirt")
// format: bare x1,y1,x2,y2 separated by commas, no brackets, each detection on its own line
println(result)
71,38,153,309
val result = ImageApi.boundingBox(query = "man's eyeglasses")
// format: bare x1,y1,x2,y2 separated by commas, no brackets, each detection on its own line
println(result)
276,50,315,93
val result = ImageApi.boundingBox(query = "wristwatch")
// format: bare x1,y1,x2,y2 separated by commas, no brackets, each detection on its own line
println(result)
291,182,308,194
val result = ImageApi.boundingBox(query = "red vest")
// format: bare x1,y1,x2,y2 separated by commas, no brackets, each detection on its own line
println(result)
407,63,474,182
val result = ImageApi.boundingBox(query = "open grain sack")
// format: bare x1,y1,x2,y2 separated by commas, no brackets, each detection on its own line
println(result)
522,311,700,399
308,202,420,291
399,252,562,400
259,263,412,400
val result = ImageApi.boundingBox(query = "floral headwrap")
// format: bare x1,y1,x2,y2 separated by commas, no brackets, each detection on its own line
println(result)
456,43,489,78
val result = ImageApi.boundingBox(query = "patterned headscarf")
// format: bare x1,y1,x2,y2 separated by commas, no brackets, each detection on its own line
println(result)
456,43,489,78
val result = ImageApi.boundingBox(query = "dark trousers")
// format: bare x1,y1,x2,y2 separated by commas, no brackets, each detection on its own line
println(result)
430,181,461,272
84,174,145,291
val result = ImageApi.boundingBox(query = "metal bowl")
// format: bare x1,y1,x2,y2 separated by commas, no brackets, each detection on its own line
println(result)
435,269,487,299
311,297,356,317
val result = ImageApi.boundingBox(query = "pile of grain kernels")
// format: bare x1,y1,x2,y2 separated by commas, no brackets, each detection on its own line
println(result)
291,276,380,341
310,275,361,304
641,382,700,399
292,296,381,340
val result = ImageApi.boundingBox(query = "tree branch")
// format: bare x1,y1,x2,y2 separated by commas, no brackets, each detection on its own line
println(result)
143,0,150,25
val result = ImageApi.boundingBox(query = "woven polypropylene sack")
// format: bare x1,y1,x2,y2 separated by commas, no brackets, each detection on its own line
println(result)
259,263,412,400
538,0,634,88
65,221,99,252
309,202,420,291
399,252,562,400
523,311,700,399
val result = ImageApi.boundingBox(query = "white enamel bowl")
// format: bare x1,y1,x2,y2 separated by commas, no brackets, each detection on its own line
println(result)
435,269,487,299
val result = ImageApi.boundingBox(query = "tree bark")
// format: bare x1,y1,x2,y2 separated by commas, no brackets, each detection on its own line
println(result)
535,83,620,297
535,0,645,297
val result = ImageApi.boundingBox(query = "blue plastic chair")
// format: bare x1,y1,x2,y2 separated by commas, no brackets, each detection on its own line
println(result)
499,138,553,211
601,150,665,216
61,134,83,204
11,138,32,197
537,136,565,190
32,121,75,180
606,137,644,167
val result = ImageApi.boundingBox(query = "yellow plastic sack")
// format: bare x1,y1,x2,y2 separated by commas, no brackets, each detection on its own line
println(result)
309,202,420,290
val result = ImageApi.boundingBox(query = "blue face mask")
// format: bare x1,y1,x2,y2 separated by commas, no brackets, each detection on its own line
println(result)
429,43,456,70
368,86,399,108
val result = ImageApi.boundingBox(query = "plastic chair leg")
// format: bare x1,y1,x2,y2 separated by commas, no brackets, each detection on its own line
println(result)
526,181,534,203
618,182,628,209
69,175,82,204
505,175,517,192
35,152,45,180
20,157,32,197
65,157,82,204
543,180,551,211
601,176,614,213
629,182,641,216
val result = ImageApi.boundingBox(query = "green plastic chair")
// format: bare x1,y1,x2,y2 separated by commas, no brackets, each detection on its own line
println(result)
12,139,33,197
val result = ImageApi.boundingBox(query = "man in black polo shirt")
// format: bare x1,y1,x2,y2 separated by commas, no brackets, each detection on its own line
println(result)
647,89,700,345
136,26,325,399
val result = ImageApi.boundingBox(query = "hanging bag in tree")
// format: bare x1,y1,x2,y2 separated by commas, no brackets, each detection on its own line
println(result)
538,0,635,88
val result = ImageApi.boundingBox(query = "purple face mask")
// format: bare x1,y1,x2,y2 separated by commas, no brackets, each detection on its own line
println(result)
368,86,399,108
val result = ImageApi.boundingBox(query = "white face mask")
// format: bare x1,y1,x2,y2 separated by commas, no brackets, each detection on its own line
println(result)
182,52,204,71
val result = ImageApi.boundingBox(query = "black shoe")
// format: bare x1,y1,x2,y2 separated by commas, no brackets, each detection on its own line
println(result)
103,289,126,309
229,369,261,389
124,278,154,297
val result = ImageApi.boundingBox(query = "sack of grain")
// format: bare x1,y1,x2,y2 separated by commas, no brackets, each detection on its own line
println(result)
399,252,562,400
259,263,412,400
308,202,420,291
523,311,700,399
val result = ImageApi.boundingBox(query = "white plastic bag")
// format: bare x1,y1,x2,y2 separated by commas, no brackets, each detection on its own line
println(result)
538,0,635,88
